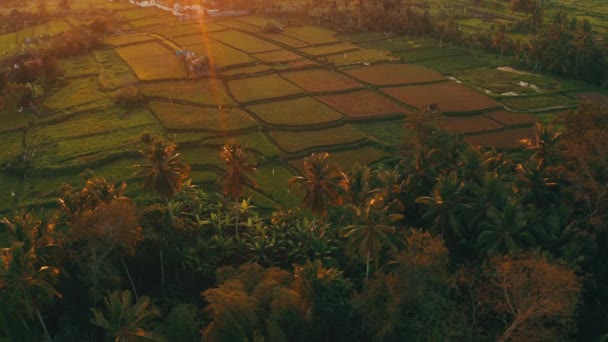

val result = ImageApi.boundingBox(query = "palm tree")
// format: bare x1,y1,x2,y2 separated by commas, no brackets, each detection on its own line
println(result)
139,139,191,202
91,290,165,342
220,144,258,201
476,201,533,256
520,122,562,171
341,163,374,224
220,144,257,238
341,197,399,282
0,213,62,342
289,152,344,217
0,242,61,341
416,172,472,241
492,24,510,61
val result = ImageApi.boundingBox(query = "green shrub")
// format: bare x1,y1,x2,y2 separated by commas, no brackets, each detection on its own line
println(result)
263,20,283,33
114,86,144,109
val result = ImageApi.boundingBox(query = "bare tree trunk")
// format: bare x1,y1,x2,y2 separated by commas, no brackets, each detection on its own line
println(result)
160,249,164,287
36,309,51,342
121,256,138,301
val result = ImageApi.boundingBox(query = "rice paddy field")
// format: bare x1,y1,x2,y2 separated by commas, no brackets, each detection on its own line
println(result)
0,2,605,216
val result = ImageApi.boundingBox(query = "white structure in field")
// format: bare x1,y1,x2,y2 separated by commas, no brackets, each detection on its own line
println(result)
129,0,247,18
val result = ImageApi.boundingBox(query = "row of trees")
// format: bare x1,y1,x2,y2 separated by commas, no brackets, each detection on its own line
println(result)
304,0,608,86
1,101,606,340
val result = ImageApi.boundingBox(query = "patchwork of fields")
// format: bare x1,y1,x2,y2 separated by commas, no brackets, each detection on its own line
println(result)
1,3,605,213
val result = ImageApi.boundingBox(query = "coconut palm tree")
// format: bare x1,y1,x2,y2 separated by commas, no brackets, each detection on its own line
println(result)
0,214,61,341
0,242,61,341
289,152,344,217
91,290,165,342
476,200,533,256
341,197,399,282
220,144,257,238
416,172,472,241
520,122,562,171
139,139,191,201
220,144,258,201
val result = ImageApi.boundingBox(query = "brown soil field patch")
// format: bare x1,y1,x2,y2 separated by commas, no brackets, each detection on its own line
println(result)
382,82,499,113
149,101,258,131
345,64,444,86
282,69,361,92
573,92,608,105
484,111,537,126
246,97,344,126
441,115,504,134
465,127,536,149
316,90,407,119
270,125,366,154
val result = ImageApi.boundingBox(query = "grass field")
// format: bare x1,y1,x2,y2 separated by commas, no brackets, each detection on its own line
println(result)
29,106,158,143
253,49,304,63
345,64,444,85
186,41,255,69
382,82,499,113
316,90,408,119
270,125,366,154
216,19,262,33
0,131,23,164
258,32,310,48
414,54,495,73
254,165,301,209
227,74,304,103
210,30,281,53
453,68,593,95
498,94,578,111
281,69,362,92
29,125,164,168
282,26,339,45
57,53,99,78
115,42,186,80
246,97,344,126
139,79,233,105
352,118,406,145
203,132,280,159
45,77,109,109
95,48,139,91
149,101,258,132
299,42,359,56
104,34,154,47
394,47,463,62
222,64,273,76
325,49,397,66
358,38,417,51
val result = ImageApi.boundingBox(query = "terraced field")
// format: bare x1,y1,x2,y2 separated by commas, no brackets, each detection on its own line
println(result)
1,4,603,214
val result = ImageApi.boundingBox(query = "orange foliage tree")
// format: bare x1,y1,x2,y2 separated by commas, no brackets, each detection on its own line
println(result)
484,254,581,341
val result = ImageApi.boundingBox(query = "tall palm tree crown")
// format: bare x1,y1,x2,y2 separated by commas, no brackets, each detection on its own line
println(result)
139,139,191,201
289,152,344,217
220,144,258,201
